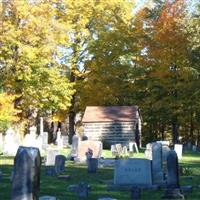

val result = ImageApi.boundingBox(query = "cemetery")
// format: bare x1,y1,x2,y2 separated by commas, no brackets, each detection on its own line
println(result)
0,127,200,199
1,0,200,200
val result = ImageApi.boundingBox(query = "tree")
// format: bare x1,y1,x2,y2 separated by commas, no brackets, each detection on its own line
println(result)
133,0,193,144
0,93,19,131
56,0,136,143
0,0,74,127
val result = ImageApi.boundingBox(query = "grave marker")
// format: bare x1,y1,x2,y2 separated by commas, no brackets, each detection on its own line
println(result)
114,158,152,185
152,142,164,185
77,140,102,162
45,148,59,176
11,146,41,200
163,150,184,199
55,155,66,174
174,144,183,160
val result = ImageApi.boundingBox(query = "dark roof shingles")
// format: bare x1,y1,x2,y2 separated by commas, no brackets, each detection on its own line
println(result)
82,106,139,122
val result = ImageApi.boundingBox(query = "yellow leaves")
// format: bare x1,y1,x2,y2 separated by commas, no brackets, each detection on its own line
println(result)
0,93,20,124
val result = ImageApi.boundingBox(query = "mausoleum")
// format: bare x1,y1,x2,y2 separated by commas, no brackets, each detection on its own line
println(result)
82,106,142,147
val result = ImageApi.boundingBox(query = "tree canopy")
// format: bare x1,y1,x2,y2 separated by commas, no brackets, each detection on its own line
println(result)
0,0,200,145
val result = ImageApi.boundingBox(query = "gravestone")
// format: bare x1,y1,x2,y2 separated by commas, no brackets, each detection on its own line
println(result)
77,140,102,162
11,146,41,200
42,132,48,150
114,158,152,185
111,145,118,156
122,146,128,156
56,129,63,149
23,126,38,148
29,126,37,137
45,148,59,176
163,150,184,199
35,135,43,152
115,144,123,155
174,144,183,160
71,134,80,158
129,142,139,153
192,145,197,152
57,175,71,181
151,142,165,185
144,143,152,160
87,158,98,173
39,196,57,200
156,141,170,162
62,135,68,148
162,144,171,163
55,155,66,174
3,128,19,156
167,150,179,188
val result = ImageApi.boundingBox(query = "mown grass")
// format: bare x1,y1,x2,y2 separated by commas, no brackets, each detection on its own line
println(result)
0,149,200,200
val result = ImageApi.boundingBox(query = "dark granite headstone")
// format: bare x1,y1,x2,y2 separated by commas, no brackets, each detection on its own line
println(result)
11,146,41,200
87,158,98,173
167,150,179,188
163,150,184,199
152,142,165,185
55,155,66,174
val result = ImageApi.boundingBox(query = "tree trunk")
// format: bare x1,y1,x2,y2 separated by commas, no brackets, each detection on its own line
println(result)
68,111,75,144
172,116,179,144
190,111,194,144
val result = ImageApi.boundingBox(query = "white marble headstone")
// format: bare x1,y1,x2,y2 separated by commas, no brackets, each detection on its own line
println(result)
3,128,19,155
45,148,59,166
174,144,183,160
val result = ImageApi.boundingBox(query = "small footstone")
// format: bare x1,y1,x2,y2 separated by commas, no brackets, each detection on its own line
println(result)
57,175,71,180
39,196,57,200
98,197,117,200
68,184,78,192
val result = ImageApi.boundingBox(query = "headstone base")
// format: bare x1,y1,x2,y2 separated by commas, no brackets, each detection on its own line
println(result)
107,184,159,191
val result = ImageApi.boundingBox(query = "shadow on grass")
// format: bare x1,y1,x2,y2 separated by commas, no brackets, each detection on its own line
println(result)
1,152,200,200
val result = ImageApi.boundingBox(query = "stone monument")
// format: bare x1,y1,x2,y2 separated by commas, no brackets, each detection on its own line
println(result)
163,150,184,199
11,146,41,200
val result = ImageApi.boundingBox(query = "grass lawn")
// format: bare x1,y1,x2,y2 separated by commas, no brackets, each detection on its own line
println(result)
0,149,200,200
